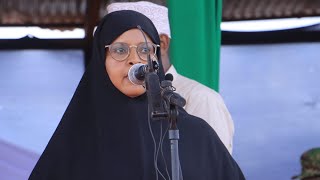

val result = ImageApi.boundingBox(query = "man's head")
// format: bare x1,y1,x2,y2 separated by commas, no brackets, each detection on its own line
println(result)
107,1,172,72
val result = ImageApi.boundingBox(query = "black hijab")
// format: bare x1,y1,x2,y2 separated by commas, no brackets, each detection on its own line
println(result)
29,10,245,180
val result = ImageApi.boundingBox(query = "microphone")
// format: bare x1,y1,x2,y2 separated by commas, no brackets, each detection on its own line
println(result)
165,73,174,81
136,25,166,120
161,73,186,108
128,63,148,85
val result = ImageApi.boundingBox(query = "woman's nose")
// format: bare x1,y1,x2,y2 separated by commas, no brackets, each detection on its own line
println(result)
127,48,142,65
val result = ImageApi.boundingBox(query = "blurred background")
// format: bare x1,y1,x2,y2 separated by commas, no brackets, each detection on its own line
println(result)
0,0,320,179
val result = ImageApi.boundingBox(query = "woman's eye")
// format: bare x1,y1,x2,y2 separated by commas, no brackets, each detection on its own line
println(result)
141,48,149,53
115,48,127,54
139,46,151,54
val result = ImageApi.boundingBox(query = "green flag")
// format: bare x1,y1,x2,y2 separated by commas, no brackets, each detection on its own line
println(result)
168,0,222,91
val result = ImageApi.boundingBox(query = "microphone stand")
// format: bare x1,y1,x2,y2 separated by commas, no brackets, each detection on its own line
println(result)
137,26,185,180
145,64,185,180
160,79,186,180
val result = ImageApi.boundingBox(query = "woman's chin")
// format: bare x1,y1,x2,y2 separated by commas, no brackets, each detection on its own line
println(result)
122,86,146,98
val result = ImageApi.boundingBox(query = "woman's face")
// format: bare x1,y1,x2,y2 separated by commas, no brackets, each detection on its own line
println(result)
105,29,154,98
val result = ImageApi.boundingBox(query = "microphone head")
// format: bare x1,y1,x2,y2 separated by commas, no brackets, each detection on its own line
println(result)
165,73,174,81
128,63,145,85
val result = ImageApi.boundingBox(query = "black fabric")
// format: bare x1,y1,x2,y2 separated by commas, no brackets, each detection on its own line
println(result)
29,10,245,180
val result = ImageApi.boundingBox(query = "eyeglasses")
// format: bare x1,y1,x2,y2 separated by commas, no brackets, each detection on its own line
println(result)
105,42,160,61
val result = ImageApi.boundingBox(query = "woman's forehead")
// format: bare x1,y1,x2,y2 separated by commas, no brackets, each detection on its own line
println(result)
112,29,153,44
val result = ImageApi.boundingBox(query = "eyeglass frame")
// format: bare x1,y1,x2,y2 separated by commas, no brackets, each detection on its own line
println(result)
105,42,160,61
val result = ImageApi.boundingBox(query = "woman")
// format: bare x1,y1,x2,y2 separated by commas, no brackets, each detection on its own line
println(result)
29,10,245,180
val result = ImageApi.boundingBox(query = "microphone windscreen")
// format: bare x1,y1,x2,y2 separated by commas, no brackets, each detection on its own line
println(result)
165,73,174,81
128,63,145,85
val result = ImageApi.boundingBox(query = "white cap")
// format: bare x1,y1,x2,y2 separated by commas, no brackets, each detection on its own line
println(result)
106,1,171,38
